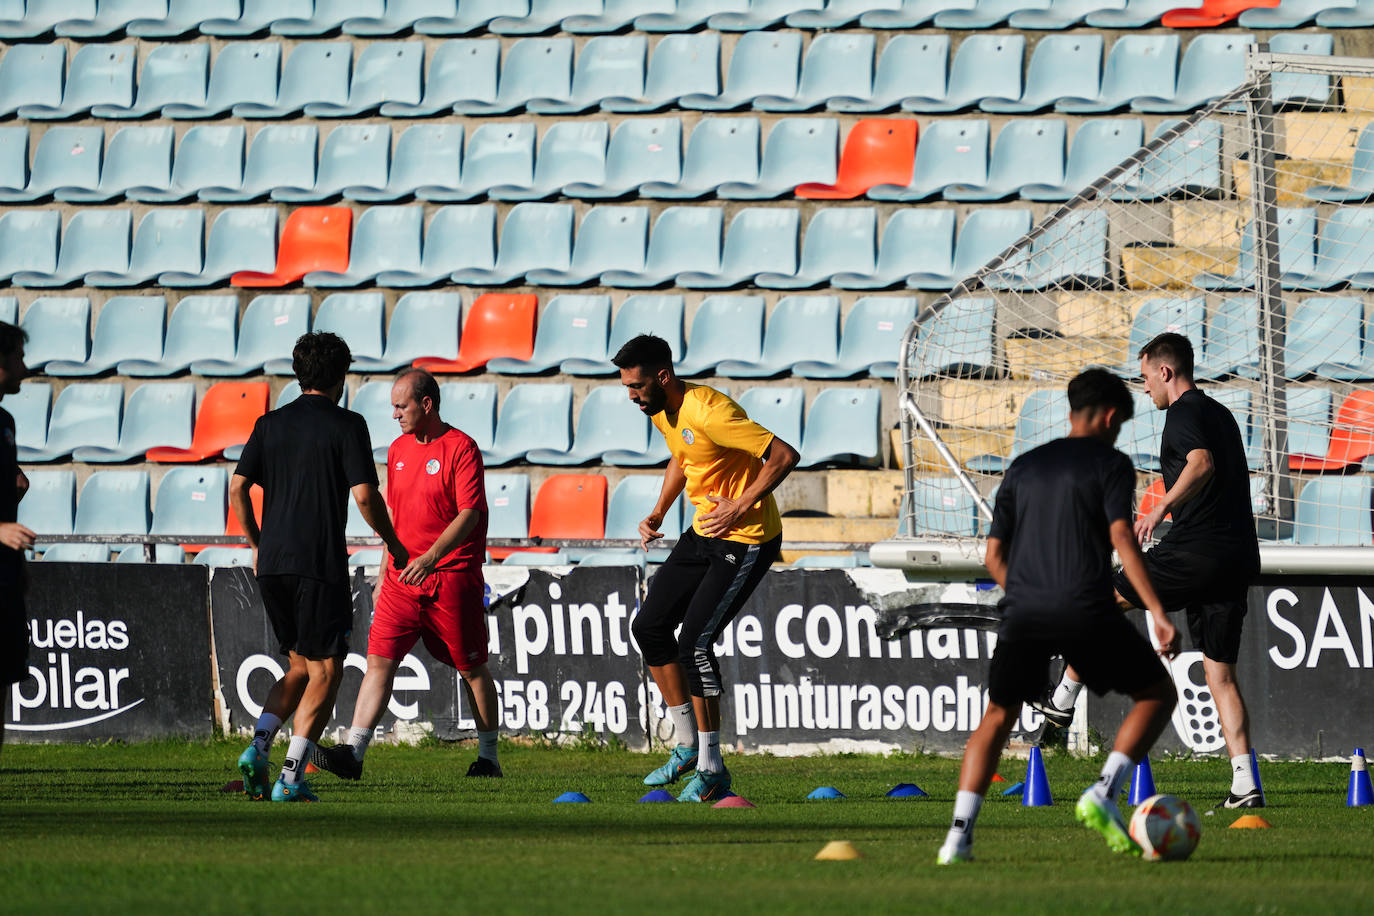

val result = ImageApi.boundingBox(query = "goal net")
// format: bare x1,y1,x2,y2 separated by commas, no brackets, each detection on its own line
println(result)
882,47,1374,571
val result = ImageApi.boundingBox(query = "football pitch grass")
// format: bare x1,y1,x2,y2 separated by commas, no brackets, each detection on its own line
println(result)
1,739,1371,914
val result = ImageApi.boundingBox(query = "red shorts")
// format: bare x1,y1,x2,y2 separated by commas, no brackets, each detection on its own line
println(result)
369,566,489,670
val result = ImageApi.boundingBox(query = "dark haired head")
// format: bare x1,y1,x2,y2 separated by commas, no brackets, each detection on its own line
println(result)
0,321,26,361
292,332,352,393
612,334,674,373
1139,332,1194,381
397,367,441,412
1067,367,1134,424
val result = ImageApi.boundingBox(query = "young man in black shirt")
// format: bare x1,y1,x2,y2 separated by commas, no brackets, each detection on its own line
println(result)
0,322,35,758
231,332,408,802
1040,333,1265,809
937,369,1179,865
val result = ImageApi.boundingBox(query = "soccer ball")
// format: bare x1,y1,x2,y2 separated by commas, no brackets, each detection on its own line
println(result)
1129,794,1202,862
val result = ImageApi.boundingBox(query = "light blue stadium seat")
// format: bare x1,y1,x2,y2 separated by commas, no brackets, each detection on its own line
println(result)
936,0,1049,27
903,34,1023,113
152,467,228,543
1117,118,1222,200
233,42,351,118
20,43,135,120
1284,298,1367,379
47,295,163,377
795,296,919,379
6,382,52,456
911,477,980,536
602,32,718,113
115,543,184,563
21,382,123,462
678,208,799,289
0,296,14,325
485,383,573,466
128,125,243,204
756,32,875,113
827,34,948,113
0,128,27,198
379,39,498,116
1114,296,1206,376
452,203,573,286
377,205,497,287
198,0,308,33
276,124,390,203
984,210,1109,291
0,45,65,117
860,0,972,26
1081,0,1171,23
42,543,115,563
1195,208,1316,291
119,296,238,376
967,388,1068,473
344,0,456,33
717,117,837,199
791,0,902,26
454,37,572,116
676,295,765,377
527,206,649,286
562,294,685,376
527,385,651,465
87,209,203,287
276,380,348,410
1213,387,1263,470
161,207,276,287
636,0,745,30
1196,298,1262,381
17,470,75,552
271,0,384,34
736,387,804,452
191,294,309,377
711,0,821,29
14,126,104,202
982,35,1101,114
1280,207,1374,290
305,41,422,117
680,31,800,112
1306,122,1374,202
163,43,279,119
529,35,645,115
503,550,573,566
1023,118,1144,201
306,205,423,287
1315,0,1374,24
127,0,238,37
565,117,681,199
485,472,531,544
491,0,601,33
605,474,677,542
910,297,997,377
1287,386,1334,459
1269,33,1334,108
718,296,840,377
945,119,1066,202
834,209,956,290
641,117,757,199
415,0,513,32
797,388,881,467
265,293,385,375
1295,478,1373,546
1119,391,1165,470
20,297,90,369
437,121,534,202
193,548,255,567
75,382,194,461
72,471,152,560
488,294,611,374
758,208,876,290
0,1,91,39
351,381,400,461
199,124,316,203
1009,0,1124,27
869,119,989,202
1241,0,1345,25
1057,35,1177,114
491,121,608,202
92,44,208,119
347,123,461,202
60,126,173,204
436,382,497,451
601,206,720,287
566,0,674,31
1132,34,1252,114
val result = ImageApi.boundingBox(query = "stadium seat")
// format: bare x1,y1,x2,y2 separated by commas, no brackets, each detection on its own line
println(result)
796,119,918,200
0,210,49,283
834,208,957,289
868,119,989,202
484,471,531,559
491,0,602,33
198,0,310,34
676,295,766,377
602,32,719,113
565,118,681,199
198,123,316,203
191,294,309,376
146,382,268,463
903,34,1024,114
415,293,536,373
967,388,1068,472
1008,0,1122,27
485,383,573,466
1120,391,1166,470
163,42,279,118
453,37,572,116
305,41,423,117
1291,389,1374,470
151,467,228,551
827,34,947,113
350,381,400,461
678,208,799,289
0,128,26,199
17,470,75,552
797,388,882,468
937,0,1053,27
981,34,1102,113
794,296,919,379
641,117,757,199
858,0,969,27
46,295,163,377
232,207,352,287
19,297,90,370
58,126,173,204
1114,296,1207,376
1305,123,1374,202
1085,0,1175,23
114,544,184,563
1161,0,1275,27
1287,386,1335,461
436,382,497,451
275,380,348,410
1196,298,1262,380
6,382,51,457
306,206,422,287
710,0,823,29
491,121,609,202
984,210,1110,291
379,39,499,117
909,297,997,377
488,294,611,374
910,477,980,536
737,387,805,452
233,42,351,118
127,125,242,204
1269,33,1335,108
527,385,652,465
71,471,152,560
14,126,104,202
74,382,195,462
161,207,278,287
413,0,512,33
793,0,904,26
636,0,744,30
1194,208,1316,291
87,209,204,288
1056,35,1179,114
277,124,391,204
757,209,877,289
0,1,87,39
718,296,841,376
1117,118,1222,200
375,205,497,287
1131,34,1253,113
945,119,1066,202
13,208,133,289
126,0,237,37
119,295,238,376
19,383,121,462
1280,207,1374,290
20,43,135,121
527,206,649,286
353,293,463,373
563,0,675,32
266,293,385,374
342,0,458,34
717,117,838,199
1023,118,1145,201
562,294,685,376
0,297,13,325
909,208,1032,290
600,206,720,287
1285,298,1369,380
92,44,208,119
1294,477,1373,545
755,32,876,113
451,203,571,286
502,550,573,566
1316,0,1374,24
441,122,536,202
528,35,645,115
604,475,678,550
0,45,65,117
347,123,462,202
680,31,802,112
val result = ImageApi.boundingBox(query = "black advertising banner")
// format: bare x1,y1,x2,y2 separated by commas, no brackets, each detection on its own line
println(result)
6,563,214,741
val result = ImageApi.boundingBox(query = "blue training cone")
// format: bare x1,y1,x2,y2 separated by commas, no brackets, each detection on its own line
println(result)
1250,748,1267,806
1128,756,1157,806
808,786,846,800
1348,748,1374,807
1022,746,1053,807
886,783,928,798
553,791,591,803
639,789,674,803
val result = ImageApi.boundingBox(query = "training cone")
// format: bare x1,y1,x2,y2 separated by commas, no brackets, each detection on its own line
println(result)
1001,781,1025,797
553,791,591,803
814,841,862,861
638,789,674,803
1348,748,1374,807
807,786,846,800
713,795,756,808
991,773,1006,783
1230,814,1273,829
1128,756,1157,805
1250,748,1267,806
1022,746,1053,807
886,783,928,798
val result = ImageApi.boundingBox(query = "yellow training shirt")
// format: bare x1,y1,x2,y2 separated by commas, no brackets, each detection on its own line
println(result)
652,383,782,544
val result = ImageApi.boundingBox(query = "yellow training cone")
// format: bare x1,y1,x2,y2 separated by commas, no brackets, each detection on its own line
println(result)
1229,815,1273,829
815,840,862,860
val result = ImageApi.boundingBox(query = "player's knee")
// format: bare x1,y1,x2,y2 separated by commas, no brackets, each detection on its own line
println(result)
1139,676,1177,711
631,616,675,663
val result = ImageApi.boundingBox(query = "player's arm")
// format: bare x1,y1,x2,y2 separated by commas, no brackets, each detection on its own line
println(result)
1136,448,1213,544
399,508,481,587
353,483,409,572
698,436,799,538
229,473,260,548
1112,518,1179,658
983,536,1008,591
640,456,686,550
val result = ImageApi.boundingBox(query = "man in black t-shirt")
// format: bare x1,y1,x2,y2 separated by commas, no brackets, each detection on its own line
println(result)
1040,333,1265,809
231,332,408,802
937,370,1179,865
0,321,35,758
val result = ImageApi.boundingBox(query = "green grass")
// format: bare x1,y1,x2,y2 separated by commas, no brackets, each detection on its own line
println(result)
1,739,1371,914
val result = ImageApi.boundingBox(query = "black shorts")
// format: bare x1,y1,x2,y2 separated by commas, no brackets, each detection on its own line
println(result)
1112,544,1251,665
1,594,28,686
988,611,1169,709
257,574,353,659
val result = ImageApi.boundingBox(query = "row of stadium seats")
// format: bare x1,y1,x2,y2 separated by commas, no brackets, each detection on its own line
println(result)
9,377,885,468
11,292,913,380
0,32,1313,122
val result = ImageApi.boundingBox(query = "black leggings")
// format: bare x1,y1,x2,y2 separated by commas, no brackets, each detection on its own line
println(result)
632,528,781,698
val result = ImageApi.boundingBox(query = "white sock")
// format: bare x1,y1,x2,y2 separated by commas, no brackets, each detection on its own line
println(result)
478,730,499,763
251,712,282,755
1091,750,1134,801
281,735,315,785
1231,753,1257,794
669,703,697,748
697,731,724,774
944,790,983,850
1052,672,1083,712
347,726,373,762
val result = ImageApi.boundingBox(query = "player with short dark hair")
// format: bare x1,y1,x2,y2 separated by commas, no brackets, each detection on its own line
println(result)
937,368,1180,864
231,332,408,802
614,334,799,802
1039,334,1266,808
0,322,33,757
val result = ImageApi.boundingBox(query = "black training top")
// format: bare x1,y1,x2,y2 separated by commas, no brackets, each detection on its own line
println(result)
0,407,19,584
234,394,378,584
988,436,1135,634
1156,388,1260,568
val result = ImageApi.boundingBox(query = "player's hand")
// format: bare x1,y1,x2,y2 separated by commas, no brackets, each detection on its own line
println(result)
638,513,664,551
0,522,36,552
1151,612,1180,660
1134,505,1166,545
399,551,436,586
698,494,745,539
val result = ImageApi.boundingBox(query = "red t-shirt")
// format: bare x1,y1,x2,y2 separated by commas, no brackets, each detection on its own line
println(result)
384,427,487,573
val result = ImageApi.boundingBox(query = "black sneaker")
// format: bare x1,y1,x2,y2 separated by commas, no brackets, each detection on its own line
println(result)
1028,697,1075,729
1222,789,1265,809
313,743,363,781
466,757,503,778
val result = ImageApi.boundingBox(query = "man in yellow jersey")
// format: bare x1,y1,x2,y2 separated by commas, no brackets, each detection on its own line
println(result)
614,335,799,802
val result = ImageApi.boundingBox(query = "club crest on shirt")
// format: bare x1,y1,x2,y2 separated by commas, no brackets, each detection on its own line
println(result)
394,461,405,471
681,428,695,445
425,458,441,475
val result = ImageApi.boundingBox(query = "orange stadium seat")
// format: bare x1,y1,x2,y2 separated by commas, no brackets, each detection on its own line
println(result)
796,119,918,200
1136,478,1171,522
414,293,537,374
505,473,608,560
231,206,352,287
147,381,269,463
1160,0,1278,26
1290,390,1374,471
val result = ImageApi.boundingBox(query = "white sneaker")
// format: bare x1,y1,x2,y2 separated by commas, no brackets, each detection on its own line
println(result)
936,842,974,865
